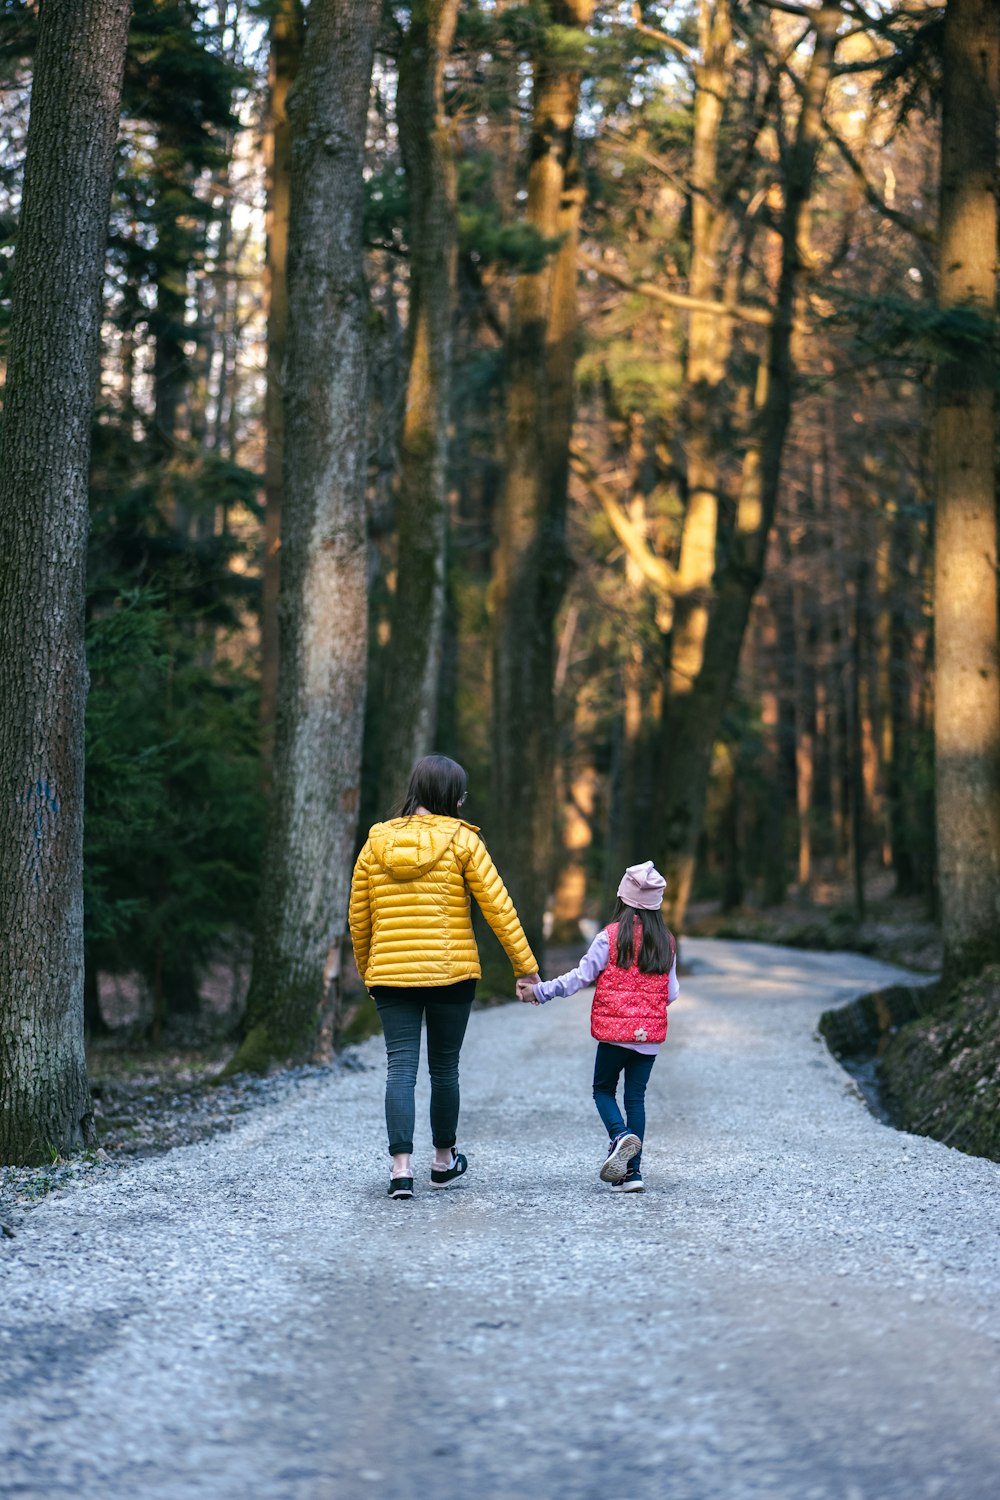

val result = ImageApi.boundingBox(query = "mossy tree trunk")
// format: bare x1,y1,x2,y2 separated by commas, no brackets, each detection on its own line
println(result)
376,0,460,813
231,0,379,1073
0,0,133,1165
489,0,594,963
933,0,1000,983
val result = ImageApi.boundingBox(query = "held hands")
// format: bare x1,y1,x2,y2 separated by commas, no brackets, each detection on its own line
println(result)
516,973,541,1004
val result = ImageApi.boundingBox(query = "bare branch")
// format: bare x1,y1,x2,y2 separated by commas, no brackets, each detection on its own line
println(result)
820,115,934,243
578,249,775,328
735,6,934,244
748,0,819,18
629,4,696,65
601,125,693,201
570,445,678,596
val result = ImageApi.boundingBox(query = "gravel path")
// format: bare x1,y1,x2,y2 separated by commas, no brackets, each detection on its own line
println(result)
2,939,999,1500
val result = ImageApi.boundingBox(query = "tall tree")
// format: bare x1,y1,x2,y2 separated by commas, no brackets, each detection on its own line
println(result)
659,1,842,931
0,0,133,1164
230,0,379,1072
376,0,460,811
490,0,594,960
933,0,1000,980
669,0,735,708
260,0,303,738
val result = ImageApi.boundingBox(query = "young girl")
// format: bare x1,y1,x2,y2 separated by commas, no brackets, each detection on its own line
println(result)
517,860,678,1192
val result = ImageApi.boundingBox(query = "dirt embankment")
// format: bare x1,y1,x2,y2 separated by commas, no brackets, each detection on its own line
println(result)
821,966,1000,1164
877,966,1000,1163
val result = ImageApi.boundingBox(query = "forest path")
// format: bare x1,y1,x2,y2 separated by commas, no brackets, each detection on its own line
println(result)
2,940,999,1500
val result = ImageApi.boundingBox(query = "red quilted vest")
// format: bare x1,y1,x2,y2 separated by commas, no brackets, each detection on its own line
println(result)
591,919,675,1045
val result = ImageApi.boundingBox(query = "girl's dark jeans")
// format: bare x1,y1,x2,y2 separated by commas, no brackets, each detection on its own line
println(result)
373,981,475,1156
592,1042,657,1168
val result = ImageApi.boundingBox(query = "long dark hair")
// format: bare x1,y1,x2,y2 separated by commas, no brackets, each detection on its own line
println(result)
399,754,468,818
611,898,674,974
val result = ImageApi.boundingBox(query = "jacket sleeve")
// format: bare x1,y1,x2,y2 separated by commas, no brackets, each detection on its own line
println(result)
348,845,373,982
533,930,609,1003
462,832,538,978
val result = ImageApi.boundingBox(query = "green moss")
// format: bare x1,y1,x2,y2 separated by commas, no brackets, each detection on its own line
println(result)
222,1022,279,1078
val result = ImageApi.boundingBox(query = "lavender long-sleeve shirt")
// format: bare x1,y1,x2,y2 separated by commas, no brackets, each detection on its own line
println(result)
532,930,679,1054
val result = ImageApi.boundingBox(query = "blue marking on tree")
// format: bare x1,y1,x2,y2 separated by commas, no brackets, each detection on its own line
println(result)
18,777,61,884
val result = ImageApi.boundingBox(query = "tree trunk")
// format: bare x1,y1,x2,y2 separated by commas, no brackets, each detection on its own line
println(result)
490,0,594,961
659,3,840,933
376,0,460,811
260,0,303,740
670,0,734,701
0,0,132,1165
847,565,866,920
230,0,379,1073
887,497,916,894
150,119,189,480
791,577,815,894
933,0,1000,982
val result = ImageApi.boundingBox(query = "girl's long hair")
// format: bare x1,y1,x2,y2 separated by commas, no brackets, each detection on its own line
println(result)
398,754,468,819
611,898,674,974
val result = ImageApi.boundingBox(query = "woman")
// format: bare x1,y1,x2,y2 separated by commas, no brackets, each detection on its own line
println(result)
349,754,539,1199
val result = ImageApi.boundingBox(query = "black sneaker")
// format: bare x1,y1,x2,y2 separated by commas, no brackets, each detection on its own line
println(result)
611,1166,644,1193
388,1177,413,1199
599,1132,641,1182
431,1151,468,1189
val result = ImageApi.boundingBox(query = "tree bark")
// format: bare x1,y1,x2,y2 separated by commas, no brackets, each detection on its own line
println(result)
791,576,815,894
230,0,379,1073
670,0,734,702
887,497,916,894
490,0,594,961
0,0,132,1165
260,0,303,740
376,0,460,812
659,2,841,933
933,0,1000,982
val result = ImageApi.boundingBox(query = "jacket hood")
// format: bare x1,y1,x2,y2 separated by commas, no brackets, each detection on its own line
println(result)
368,816,479,881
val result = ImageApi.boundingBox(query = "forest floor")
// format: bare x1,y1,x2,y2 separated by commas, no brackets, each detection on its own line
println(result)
2,940,998,1500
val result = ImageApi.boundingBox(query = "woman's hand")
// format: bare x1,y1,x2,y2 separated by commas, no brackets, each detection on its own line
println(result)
516,974,541,1003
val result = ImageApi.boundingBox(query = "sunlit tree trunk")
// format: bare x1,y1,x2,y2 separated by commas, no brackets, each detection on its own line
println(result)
933,0,1000,981
887,497,916,893
377,0,460,810
670,0,734,702
0,0,132,1164
791,576,815,894
232,0,379,1072
490,0,594,961
260,0,303,740
660,3,840,932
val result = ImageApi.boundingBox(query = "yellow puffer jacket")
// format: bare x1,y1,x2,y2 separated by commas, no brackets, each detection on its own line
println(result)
349,815,537,988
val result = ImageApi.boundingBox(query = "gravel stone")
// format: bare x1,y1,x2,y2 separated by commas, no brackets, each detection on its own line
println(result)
1,939,999,1500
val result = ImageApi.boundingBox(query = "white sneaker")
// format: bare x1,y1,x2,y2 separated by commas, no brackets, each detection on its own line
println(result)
599,1132,641,1182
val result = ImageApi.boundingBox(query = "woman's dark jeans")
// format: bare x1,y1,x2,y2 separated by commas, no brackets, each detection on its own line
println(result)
373,982,475,1156
592,1042,657,1168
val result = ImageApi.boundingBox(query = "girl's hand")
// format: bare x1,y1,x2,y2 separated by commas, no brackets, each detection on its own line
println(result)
516,974,541,1003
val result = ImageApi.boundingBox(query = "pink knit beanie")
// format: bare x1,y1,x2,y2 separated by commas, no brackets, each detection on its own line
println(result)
617,859,667,910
